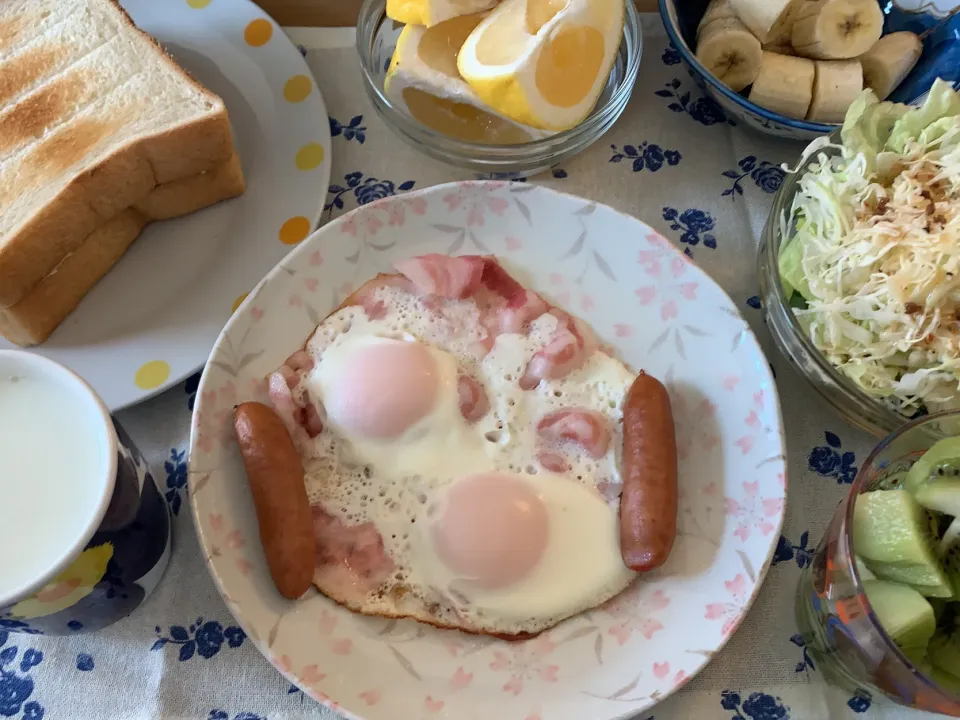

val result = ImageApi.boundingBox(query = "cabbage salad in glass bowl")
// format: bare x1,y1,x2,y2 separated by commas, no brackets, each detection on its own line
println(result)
778,79,960,421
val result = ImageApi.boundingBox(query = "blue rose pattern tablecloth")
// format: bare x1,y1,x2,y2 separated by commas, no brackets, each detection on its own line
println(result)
0,16,948,720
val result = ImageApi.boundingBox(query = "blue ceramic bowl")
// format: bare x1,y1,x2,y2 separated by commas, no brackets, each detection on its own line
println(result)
658,0,960,140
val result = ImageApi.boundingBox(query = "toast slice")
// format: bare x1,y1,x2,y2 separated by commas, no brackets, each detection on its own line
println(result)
0,152,245,347
133,151,244,220
0,0,239,308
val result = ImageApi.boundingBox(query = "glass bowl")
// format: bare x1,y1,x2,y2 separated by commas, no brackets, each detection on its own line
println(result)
356,0,642,178
757,135,913,437
796,410,960,716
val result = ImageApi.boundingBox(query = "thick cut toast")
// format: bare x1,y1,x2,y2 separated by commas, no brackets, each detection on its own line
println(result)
0,153,245,347
0,0,239,308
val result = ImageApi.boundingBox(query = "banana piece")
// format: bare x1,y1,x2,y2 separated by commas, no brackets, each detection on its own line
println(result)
696,18,763,91
763,42,796,55
728,0,803,44
860,31,923,100
748,51,815,120
807,59,863,122
697,0,737,39
763,0,807,48
791,0,883,60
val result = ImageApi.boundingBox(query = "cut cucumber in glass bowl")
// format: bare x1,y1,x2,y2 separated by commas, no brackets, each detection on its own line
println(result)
797,412,960,715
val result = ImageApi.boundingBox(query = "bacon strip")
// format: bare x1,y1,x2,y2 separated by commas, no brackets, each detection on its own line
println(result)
286,350,314,373
537,408,612,458
339,274,414,319
537,450,571,474
479,257,526,300
301,401,325,437
499,290,548,334
267,350,324,445
457,374,490,422
311,507,396,603
394,254,485,299
519,311,596,390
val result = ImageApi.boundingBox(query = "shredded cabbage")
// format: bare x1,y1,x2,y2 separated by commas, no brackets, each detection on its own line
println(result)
778,80,960,417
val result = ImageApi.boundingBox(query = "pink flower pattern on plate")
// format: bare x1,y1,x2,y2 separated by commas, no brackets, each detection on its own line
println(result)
442,187,510,226
194,382,238,455
705,574,751,637
725,481,783,541
734,390,768,455
489,635,560,695
603,586,671,645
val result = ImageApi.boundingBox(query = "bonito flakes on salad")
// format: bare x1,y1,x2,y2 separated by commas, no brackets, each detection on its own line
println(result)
779,78,960,419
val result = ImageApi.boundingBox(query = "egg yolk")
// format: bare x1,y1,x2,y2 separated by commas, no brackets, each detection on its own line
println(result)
432,472,548,589
324,339,440,439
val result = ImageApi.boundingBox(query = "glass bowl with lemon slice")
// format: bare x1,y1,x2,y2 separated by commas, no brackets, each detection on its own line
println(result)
357,0,642,177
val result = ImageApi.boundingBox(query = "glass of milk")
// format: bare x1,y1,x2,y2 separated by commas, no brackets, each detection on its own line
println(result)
0,350,171,634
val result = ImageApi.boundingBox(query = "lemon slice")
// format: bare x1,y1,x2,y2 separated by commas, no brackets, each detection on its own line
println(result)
387,0,500,27
385,17,552,144
457,0,625,131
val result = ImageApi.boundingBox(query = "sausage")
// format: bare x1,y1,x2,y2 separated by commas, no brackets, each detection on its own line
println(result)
619,371,678,572
234,402,315,599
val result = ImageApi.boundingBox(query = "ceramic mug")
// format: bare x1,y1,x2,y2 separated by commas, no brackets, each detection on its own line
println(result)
0,350,171,635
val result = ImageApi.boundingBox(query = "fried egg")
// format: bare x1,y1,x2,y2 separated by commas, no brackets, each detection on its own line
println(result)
295,284,637,636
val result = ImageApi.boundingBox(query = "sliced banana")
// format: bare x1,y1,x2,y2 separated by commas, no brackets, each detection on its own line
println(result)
748,51,815,120
791,0,883,60
807,59,863,122
763,42,796,55
697,0,737,39
762,0,807,48
860,31,923,100
696,17,763,91
728,0,803,44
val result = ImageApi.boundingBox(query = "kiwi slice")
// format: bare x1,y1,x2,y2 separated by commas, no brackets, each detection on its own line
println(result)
943,545,960,599
864,579,937,653
854,490,934,564
916,478,960,517
904,437,960,495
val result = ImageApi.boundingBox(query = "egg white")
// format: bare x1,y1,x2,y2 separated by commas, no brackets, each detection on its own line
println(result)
415,470,635,626
297,285,638,635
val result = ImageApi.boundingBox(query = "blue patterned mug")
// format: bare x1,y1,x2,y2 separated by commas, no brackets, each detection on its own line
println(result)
0,351,171,635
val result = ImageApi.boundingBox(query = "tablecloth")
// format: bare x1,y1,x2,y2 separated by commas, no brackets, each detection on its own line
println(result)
0,16,946,720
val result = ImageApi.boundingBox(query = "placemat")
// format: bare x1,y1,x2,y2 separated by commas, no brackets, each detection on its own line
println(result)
1,17,942,720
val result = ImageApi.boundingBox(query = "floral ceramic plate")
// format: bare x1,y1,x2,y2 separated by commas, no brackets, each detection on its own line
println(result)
0,0,331,410
188,182,787,720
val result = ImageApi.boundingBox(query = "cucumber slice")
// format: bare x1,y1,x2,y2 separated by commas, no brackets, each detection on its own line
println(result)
863,559,953,598
855,556,876,581
864,579,936,651
904,437,960,494
916,478,960,517
854,490,942,567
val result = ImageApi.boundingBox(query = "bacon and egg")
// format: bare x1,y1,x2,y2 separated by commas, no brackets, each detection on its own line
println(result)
268,255,638,636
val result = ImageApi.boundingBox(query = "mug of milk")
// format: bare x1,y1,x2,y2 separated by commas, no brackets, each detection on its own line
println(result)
0,351,171,634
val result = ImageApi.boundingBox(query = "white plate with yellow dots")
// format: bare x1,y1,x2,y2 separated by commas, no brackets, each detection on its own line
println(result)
0,0,331,410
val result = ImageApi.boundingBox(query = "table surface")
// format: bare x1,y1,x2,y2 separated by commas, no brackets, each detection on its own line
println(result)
0,14,946,720
252,0,659,25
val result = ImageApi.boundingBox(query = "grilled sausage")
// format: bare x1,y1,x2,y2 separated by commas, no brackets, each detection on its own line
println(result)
619,371,678,572
234,402,315,599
